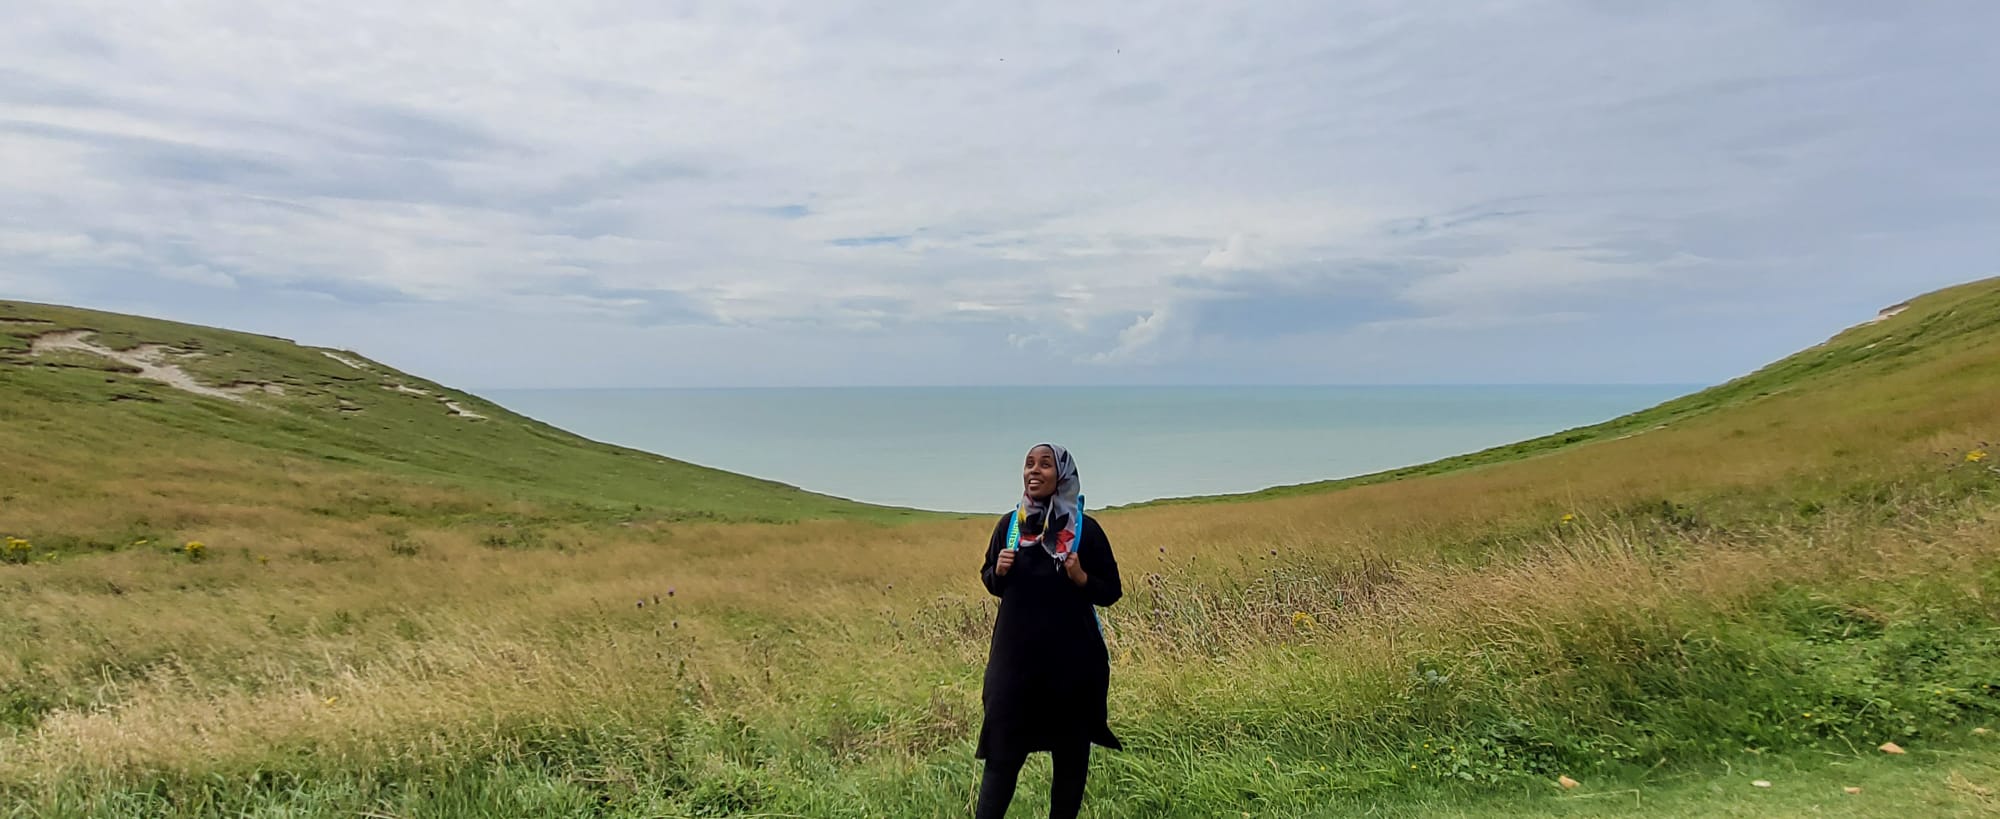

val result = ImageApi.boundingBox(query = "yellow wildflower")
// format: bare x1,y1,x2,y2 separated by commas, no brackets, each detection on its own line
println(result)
1560,513,1577,524
183,541,207,562
1969,449,1989,463
1291,611,1317,630
3,537,30,564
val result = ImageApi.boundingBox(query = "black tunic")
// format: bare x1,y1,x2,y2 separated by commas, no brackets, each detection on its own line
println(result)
976,512,1123,760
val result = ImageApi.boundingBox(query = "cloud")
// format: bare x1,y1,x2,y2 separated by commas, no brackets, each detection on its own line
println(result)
1399,249,1666,314
0,2,1994,386
1200,233,1261,271
0,67,109,108
336,103,514,161
752,204,811,219
828,235,910,248
1182,273,1422,340
159,263,238,289
1087,308,1174,364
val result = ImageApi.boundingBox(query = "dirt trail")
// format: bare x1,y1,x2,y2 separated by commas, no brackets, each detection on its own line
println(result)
1869,301,1912,324
442,400,486,420
27,331,278,401
382,382,484,420
25,330,478,419
322,351,371,370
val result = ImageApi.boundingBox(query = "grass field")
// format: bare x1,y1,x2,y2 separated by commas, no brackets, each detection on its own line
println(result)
0,300,925,534
3,279,1999,817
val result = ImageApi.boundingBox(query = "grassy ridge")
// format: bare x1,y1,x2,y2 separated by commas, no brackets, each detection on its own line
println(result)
0,300,922,539
3,279,1999,817
1139,278,2000,507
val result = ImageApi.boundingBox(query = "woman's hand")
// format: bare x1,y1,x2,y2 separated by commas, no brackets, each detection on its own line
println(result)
1063,551,1088,587
995,548,1016,576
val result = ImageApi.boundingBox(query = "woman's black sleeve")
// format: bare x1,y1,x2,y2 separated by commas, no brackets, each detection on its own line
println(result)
1080,517,1122,607
980,515,1010,598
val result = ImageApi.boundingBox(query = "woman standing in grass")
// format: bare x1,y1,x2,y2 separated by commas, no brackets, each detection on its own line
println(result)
976,443,1123,818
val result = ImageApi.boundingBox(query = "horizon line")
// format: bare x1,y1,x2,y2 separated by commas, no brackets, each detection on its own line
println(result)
475,381,1711,392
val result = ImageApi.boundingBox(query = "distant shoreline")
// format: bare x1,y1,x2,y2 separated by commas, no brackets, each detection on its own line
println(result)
483,384,1697,513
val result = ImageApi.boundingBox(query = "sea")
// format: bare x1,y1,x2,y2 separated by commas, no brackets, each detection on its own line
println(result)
483,385,1697,513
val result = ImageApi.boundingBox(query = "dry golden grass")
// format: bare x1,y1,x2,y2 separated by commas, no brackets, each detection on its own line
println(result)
4,280,2000,815
5,453,1993,787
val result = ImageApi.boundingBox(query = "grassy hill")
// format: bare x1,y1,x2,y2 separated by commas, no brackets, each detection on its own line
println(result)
0,300,923,548
3,279,1999,817
1141,276,2000,506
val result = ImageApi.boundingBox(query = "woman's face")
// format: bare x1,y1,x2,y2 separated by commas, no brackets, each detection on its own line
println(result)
1023,446,1058,499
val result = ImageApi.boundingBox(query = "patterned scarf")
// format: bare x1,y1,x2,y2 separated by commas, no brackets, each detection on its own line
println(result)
1013,443,1081,563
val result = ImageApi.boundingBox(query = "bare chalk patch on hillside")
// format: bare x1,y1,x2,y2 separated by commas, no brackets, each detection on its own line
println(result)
25,331,282,402
1870,301,1912,324
321,351,372,370
443,400,486,420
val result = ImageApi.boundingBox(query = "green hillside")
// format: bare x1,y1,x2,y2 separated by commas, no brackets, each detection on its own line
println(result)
1144,276,2000,506
3,280,1998,818
0,300,921,537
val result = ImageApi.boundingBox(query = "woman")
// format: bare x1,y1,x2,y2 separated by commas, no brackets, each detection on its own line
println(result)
976,443,1123,819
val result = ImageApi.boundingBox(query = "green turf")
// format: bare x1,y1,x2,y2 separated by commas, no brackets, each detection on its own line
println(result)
1371,736,2000,818
0,300,927,525
4,280,2000,818
1128,278,2000,509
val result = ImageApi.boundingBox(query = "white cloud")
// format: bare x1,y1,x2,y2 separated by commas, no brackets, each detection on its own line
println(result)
1400,248,1662,313
158,263,238,289
1201,233,1260,271
0,2,1994,385
1087,307,1174,365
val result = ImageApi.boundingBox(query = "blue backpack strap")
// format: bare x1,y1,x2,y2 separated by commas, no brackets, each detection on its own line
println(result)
1070,493,1085,550
1005,503,1022,551
1007,496,1104,637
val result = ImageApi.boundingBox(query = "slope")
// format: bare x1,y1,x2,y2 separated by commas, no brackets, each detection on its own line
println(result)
1145,275,2000,506
2,279,1998,818
0,300,920,543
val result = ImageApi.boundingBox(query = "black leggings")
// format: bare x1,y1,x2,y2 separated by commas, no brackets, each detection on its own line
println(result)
975,743,1090,819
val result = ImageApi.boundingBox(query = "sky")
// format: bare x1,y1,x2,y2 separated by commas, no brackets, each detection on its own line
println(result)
2,1,1996,389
